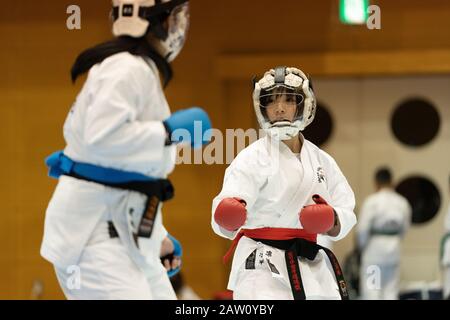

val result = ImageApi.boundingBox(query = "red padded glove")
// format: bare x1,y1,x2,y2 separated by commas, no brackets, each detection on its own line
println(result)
299,194,335,234
214,197,247,231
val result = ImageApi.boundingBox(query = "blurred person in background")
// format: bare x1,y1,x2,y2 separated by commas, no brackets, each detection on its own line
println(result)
440,176,450,300
357,167,412,300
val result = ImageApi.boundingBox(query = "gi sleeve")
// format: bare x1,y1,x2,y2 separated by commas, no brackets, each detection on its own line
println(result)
401,198,413,237
322,153,357,241
211,155,266,240
83,57,167,169
446,205,450,232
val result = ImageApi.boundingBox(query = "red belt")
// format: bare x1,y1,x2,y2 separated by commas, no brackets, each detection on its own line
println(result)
223,227,317,263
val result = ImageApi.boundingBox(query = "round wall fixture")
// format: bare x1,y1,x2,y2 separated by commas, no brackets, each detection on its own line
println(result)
391,98,440,147
395,176,441,224
303,102,334,147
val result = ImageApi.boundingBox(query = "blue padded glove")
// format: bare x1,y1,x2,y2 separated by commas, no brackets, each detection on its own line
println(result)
163,234,182,278
163,107,212,148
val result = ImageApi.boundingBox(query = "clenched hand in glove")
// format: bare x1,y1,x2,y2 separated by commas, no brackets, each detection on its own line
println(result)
299,194,340,235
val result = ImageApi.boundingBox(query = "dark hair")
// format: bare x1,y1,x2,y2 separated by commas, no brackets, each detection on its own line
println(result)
71,36,172,87
375,167,392,185
259,87,304,122
259,87,297,107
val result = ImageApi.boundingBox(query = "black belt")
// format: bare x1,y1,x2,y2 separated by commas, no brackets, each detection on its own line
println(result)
251,238,349,300
108,220,141,244
108,221,119,238
65,172,174,200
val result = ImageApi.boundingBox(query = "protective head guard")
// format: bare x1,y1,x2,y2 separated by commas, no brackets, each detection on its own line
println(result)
112,0,190,62
253,66,317,141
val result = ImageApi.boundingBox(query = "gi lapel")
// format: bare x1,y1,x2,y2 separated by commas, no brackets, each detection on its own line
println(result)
276,136,318,226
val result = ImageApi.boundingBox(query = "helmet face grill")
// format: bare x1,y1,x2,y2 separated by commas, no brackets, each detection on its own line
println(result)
259,87,304,109
252,67,317,140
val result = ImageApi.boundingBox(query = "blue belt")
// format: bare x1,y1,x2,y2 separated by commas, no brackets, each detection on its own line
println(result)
46,151,175,255
45,151,174,201
46,150,154,184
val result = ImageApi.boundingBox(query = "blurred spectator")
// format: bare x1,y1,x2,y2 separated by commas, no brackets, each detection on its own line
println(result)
357,167,412,299
441,176,450,300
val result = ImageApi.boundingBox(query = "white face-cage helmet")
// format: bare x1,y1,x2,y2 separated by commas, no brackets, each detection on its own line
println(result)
112,0,190,62
252,66,317,140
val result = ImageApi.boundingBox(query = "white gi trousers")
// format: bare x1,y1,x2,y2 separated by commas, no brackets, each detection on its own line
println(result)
232,241,342,300
54,217,176,300
359,262,399,300
444,267,450,300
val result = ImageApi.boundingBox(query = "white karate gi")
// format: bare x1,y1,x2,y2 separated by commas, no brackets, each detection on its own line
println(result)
41,52,177,299
357,188,412,300
212,135,357,300
442,204,450,299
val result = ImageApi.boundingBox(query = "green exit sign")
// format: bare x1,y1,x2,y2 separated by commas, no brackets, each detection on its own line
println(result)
340,0,369,25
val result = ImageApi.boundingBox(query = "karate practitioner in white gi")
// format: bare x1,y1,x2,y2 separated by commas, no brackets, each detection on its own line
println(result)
41,0,211,300
212,66,357,300
441,177,450,300
357,167,412,300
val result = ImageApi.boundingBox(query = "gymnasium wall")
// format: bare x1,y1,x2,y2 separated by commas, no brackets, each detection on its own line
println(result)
1,0,450,299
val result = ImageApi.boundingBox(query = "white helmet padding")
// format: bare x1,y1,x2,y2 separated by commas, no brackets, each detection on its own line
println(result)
253,66,317,141
112,0,189,61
